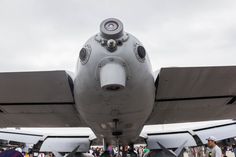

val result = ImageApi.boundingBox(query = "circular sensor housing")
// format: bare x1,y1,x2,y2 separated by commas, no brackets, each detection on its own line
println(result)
100,18,124,39
137,45,146,59
79,48,87,61
134,44,146,62
79,45,91,65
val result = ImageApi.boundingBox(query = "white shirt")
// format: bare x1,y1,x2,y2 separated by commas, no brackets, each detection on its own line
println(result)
209,145,222,157
38,153,45,157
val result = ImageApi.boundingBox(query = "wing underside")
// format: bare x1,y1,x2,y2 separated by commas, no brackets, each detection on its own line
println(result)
146,66,236,124
0,71,86,127
0,129,93,153
144,121,236,149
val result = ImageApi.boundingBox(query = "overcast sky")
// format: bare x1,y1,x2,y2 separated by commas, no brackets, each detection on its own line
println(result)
0,0,236,72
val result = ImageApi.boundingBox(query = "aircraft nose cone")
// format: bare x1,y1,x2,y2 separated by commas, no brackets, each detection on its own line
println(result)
100,18,124,39
99,62,126,91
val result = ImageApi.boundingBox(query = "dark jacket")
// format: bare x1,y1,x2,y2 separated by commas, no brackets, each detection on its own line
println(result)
0,149,23,157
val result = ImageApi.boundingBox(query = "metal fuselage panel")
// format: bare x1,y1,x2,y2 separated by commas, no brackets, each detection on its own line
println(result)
74,33,155,145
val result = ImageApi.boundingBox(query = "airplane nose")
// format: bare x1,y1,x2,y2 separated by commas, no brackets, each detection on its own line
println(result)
100,62,126,91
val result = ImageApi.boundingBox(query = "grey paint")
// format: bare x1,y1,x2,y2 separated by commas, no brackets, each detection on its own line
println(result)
145,122,236,150
0,71,87,127
0,129,44,144
146,133,197,150
74,18,155,145
146,66,236,124
0,71,73,103
195,123,236,144
0,128,94,153
0,104,86,127
40,137,90,153
157,140,187,157
156,67,236,99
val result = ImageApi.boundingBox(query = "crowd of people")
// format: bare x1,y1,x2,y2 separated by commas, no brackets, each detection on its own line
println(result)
0,148,54,157
0,145,151,157
90,145,150,157
87,136,236,157
89,136,235,157
0,136,236,157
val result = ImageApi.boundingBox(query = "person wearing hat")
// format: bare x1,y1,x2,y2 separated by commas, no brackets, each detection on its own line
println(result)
206,136,222,157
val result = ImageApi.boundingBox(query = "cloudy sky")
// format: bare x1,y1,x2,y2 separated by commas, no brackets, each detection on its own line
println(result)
0,0,236,73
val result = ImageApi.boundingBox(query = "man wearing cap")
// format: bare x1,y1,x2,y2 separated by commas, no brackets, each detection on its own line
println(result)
206,136,222,157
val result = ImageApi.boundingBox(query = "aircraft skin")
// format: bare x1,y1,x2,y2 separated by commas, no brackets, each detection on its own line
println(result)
74,18,155,145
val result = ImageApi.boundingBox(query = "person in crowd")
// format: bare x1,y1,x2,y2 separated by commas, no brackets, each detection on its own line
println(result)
232,144,236,157
206,136,222,157
0,148,4,154
0,149,24,157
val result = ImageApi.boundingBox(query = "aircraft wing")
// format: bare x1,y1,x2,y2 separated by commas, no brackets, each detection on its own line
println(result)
0,129,45,145
0,128,95,153
39,135,92,153
146,66,236,124
141,121,236,150
0,71,86,127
